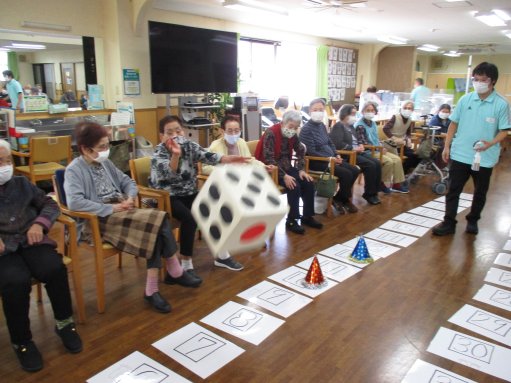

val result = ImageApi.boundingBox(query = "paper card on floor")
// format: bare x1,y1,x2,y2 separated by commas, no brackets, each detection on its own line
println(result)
427,327,511,382
343,237,401,259
268,265,339,297
422,201,465,213
296,254,361,283
435,196,446,203
504,240,511,251
459,199,472,208
485,267,511,289
318,244,372,268
200,301,284,346
152,322,244,379
459,193,473,201
401,359,477,383
393,212,441,228
87,351,192,383
237,280,312,318
495,253,511,268
380,220,429,237
408,207,445,220
448,304,511,348
473,284,511,312
364,228,418,247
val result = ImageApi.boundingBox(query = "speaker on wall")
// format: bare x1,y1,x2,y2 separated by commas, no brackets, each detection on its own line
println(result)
82,36,97,85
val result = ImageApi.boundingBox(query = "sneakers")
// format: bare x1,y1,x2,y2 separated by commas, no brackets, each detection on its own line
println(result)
466,221,479,234
164,270,202,287
392,183,409,194
13,341,43,372
363,194,381,205
144,291,172,313
380,184,392,194
214,257,244,271
286,219,305,234
55,323,83,353
343,201,359,213
432,221,456,236
302,216,323,229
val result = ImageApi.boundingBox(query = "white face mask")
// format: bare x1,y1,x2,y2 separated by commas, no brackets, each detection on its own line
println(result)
224,133,240,145
93,148,110,163
281,127,297,138
173,135,186,145
310,111,324,123
439,112,450,119
363,112,375,121
401,109,412,119
473,81,490,94
348,115,357,125
0,164,13,185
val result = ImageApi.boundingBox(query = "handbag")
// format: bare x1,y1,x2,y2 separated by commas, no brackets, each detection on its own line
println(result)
316,168,336,198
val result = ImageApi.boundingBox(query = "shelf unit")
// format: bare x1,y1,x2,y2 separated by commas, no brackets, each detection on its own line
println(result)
178,96,220,147
0,110,7,140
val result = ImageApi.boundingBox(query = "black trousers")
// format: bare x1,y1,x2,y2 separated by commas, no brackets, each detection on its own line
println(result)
280,167,315,220
0,244,73,344
146,217,178,269
310,160,360,203
170,194,197,257
403,146,420,173
356,153,382,197
444,160,493,225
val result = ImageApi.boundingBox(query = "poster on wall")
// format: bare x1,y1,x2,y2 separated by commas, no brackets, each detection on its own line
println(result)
123,68,141,96
327,46,358,104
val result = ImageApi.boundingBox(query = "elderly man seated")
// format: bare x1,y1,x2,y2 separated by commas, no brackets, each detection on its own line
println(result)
0,140,82,372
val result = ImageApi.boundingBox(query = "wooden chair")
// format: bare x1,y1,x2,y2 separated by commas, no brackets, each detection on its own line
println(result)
377,125,406,161
52,168,160,314
304,156,337,217
33,214,86,323
12,136,72,184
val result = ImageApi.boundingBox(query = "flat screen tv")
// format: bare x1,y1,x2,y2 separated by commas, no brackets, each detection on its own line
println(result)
148,21,238,94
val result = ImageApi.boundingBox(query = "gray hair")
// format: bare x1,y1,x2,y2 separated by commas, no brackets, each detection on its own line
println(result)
401,99,414,109
339,104,355,121
309,98,326,108
362,101,378,114
0,139,11,153
281,110,302,125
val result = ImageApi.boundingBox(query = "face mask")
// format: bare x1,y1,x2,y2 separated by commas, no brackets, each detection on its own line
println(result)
92,148,110,163
224,133,240,145
0,164,13,185
282,127,297,138
439,112,450,119
310,111,324,123
401,109,412,119
348,115,357,125
173,136,186,145
363,112,375,121
473,81,489,94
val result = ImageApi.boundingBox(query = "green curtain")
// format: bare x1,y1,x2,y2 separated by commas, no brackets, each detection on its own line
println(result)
316,45,329,99
7,52,19,79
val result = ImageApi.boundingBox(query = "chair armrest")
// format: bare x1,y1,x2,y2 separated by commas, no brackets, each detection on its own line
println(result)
336,150,357,166
11,149,31,158
365,145,384,161
138,188,165,210
304,156,336,175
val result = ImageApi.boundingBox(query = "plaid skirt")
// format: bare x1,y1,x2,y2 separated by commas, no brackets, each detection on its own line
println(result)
99,208,167,259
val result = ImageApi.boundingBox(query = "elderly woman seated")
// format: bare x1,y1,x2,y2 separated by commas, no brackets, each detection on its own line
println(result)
330,104,382,205
64,122,200,316
0,140,82,372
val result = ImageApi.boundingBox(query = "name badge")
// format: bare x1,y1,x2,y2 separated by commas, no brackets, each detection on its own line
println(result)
486,117,496,123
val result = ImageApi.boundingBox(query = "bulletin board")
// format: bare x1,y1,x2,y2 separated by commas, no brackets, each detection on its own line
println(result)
327,46,358,106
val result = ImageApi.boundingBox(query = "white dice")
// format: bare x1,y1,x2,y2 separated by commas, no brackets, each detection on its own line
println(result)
191,164,288,256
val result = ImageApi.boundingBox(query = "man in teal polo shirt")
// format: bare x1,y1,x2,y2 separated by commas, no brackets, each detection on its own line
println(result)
433,62,510,236
2,70,24,112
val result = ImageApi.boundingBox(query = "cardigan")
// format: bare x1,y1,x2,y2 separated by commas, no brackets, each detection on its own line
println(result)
299,119,337,157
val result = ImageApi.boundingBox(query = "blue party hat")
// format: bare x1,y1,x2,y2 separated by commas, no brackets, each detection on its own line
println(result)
348,235,374,264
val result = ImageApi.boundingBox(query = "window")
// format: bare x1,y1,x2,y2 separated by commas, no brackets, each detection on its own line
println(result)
0,51,8,76
238,38,317,104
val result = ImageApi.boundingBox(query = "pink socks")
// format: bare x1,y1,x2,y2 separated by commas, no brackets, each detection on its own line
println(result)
166,256,184,278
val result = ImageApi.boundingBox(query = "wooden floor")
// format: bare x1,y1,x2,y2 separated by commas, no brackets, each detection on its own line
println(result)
2,152,511,383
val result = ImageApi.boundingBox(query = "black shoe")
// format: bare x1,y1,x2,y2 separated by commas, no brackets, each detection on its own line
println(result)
214,257,244,271
55,323,83,353
144,292,172,313
164,270,202,287
13,341,43,372
332,200,346,214
344,201,359,213
185,269,202,282
363,195,381,205
302,217,323,229
286,219,305,234
466,221,479,234
432,221,456,236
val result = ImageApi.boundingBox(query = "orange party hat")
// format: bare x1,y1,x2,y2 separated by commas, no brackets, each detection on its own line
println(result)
301,256,328,289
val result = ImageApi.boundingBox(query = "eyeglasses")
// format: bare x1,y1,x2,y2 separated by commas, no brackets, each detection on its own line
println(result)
93,143,111,151
471,77,491,83
225,130,241,135
164,127,183,135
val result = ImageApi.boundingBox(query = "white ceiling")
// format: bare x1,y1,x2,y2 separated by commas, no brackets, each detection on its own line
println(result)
153,0,511,54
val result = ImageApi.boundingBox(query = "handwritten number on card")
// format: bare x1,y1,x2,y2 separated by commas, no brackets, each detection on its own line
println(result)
490,289,511,307
224,309,263,332
448,334,494,363
430,370,470,383
258,288,294,306
467,310,511,336
174,332,226,362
